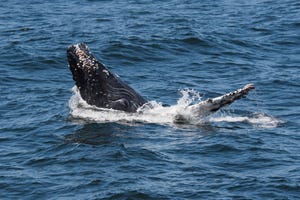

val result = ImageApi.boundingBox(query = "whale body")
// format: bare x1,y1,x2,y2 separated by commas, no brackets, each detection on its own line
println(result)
67,43,147,112
67,43,254,116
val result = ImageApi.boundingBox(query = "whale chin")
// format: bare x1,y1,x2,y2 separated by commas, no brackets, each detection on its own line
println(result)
67,43,147,112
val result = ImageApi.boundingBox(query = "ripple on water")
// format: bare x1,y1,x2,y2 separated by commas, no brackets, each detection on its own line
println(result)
0,0,299,199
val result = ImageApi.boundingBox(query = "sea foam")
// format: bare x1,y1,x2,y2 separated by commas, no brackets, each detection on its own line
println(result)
69,86,281,128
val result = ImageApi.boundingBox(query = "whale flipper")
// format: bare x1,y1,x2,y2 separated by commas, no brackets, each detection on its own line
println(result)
67,43,147,112
187,84,255,117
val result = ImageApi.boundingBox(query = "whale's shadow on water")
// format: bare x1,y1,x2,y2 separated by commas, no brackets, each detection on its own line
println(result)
64,123,136,145
64,121,217,146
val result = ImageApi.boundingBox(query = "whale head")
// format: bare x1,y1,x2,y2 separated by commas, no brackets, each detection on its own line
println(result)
67,43,100,83
67,43,147,112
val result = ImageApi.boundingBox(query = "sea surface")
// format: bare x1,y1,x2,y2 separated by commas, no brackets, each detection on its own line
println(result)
1,0,300,199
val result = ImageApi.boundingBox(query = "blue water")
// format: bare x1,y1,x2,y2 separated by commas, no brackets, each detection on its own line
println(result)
1,0,300,199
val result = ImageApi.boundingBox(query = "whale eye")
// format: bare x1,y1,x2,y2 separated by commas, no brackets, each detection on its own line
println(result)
111,98,130,110
118,99,129,107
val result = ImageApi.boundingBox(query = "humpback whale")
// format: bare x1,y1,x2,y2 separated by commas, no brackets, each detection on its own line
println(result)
67,43,147,112
67,43,254,116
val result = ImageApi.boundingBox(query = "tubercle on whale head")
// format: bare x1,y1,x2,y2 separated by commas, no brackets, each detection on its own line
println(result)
67,43,106,86
67,43,96,71
67,43,104,105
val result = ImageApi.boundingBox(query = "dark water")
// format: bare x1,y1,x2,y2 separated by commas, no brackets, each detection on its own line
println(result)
1,0,300,199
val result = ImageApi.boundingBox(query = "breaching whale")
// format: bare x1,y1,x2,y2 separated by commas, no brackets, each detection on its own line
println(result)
67,43,254,116
67,43,147,112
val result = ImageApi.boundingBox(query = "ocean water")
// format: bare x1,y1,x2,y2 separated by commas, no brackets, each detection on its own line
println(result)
1,0,299,199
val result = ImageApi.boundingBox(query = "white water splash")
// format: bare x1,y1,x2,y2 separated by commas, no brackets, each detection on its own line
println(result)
69,86,281,128
209,113,282,128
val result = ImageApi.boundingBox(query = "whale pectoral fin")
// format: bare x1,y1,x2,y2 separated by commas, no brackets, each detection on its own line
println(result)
188,84,255,117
